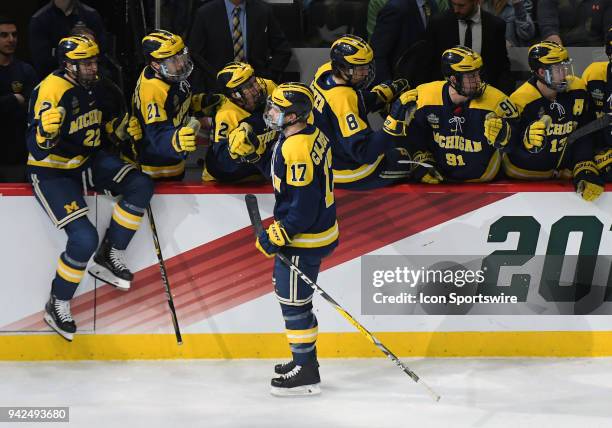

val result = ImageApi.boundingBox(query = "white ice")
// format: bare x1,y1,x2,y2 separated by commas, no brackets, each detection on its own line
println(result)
1,358,611,428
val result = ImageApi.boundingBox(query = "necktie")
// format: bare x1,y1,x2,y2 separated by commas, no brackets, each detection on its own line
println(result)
232,7,244,62
464,19,473,49
422,2,431,26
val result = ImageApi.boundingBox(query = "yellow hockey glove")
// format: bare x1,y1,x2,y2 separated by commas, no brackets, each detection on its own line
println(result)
484,112,511,149
36,106,65,149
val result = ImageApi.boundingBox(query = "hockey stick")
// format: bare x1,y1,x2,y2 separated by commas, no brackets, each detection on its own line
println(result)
127,125,184,345
146,203,183,345
555,114,611,172
244,194,441,402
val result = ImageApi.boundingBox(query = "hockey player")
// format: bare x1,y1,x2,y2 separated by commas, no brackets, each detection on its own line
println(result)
406,46,518,183
310,34,413,190
27,36,154,341
581,27,612,183
132,30,216,180
253,83,338,396
505,41,604,201
203,62,277,182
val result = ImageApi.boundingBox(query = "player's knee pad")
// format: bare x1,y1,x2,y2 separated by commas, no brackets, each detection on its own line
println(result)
64,218,99,262
121,170,154,209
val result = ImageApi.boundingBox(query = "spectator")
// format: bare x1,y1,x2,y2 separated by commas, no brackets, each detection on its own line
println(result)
481,0,536,46
29,0,108,78
188,0,291,92
367,0,389,39
538,0,612,46
423,0,514,94
0,16,37,182
370,0,437,84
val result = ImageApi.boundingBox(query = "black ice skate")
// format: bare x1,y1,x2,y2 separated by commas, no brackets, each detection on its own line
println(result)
274,360,319,375
88,238,133,291
44,295,76,342
270,361,321,396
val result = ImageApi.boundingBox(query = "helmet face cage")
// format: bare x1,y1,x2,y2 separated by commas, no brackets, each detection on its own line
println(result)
539,60,573,92
263,98,286,131
263,85,312,132
68,56,100,87
155,47,193,82
230,76,266,111
333,60,376,90
448,69,486,98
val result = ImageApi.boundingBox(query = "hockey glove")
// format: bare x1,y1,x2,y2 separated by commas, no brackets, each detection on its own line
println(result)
255,221,292,258
172,126,197,153
573,160,604,202
371,79,410,105
411,150,443,183
595,148,611,176
484,112,511,150
192,93,225,117
127,116,143,141
228,122,261,163
523,115,552,153
36,106,65,149
383,89,418,137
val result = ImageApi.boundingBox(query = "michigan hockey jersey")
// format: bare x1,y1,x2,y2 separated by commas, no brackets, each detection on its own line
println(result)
408,80,518,182
27,72,107,172
505,76,595,179
268,124,338,257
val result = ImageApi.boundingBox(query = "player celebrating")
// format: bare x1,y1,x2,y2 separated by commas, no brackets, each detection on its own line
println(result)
26,36,154,341
132,30,214,180
505,41,603,201
310,34,412,189
582,28,612,183
252,83,338,396
405,46,517,183
203,62,277,182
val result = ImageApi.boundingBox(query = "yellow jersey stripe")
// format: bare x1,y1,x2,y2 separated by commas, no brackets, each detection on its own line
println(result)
27,154,89,170
289,221,339,249
333,155,384,183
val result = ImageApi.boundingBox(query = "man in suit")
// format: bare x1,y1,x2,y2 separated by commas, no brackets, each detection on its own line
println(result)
188,0,292,92
370,0,435,85
423,0,514,94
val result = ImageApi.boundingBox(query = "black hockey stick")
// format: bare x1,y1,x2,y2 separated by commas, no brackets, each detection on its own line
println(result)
146,203,183,345
244,194,441,401
127,129,183,345
556,114,611,171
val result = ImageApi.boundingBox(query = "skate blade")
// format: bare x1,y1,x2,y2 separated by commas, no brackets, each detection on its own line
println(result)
88,265,131,291
43,313,74,342
270,383,321,397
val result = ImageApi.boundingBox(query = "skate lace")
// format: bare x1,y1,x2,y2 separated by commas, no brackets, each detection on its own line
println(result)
282,365,302,379
54,299,73,323
109,248,129,271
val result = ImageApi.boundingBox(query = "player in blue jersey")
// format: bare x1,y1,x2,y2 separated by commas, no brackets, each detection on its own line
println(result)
582,28,612,183
248,83,338,396
310,34,413,189
26,36,154,341
131,30,218,180
203,61,277,182
406,46,518,183
506,41,603,201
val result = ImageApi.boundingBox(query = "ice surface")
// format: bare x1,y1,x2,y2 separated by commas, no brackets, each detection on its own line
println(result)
1,358,611,428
